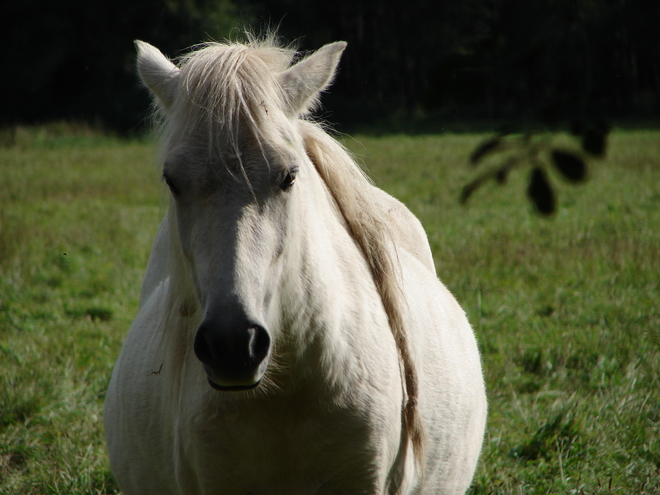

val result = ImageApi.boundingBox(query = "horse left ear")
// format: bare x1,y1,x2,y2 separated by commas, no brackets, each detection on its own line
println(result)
278,42,347,117
135,40,180,110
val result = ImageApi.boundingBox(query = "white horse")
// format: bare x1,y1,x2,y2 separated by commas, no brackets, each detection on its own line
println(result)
104,36,486,495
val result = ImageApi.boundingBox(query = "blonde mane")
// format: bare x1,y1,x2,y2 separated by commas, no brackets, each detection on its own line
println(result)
300,121,424,466
157,37,423,466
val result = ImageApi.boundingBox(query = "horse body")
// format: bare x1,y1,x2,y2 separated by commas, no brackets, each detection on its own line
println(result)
105,37,486,495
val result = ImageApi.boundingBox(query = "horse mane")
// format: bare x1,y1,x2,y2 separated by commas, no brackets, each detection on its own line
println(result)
155,36,424,469
299,121,424,467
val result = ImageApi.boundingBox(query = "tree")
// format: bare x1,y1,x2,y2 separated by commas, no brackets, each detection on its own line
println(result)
1,0,248,133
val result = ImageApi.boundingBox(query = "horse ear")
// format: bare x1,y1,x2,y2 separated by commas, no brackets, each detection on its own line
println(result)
278,42,347,117
134,40,180,110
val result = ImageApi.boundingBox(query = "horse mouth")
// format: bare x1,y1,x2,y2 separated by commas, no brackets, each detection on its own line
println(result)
206,377,261,392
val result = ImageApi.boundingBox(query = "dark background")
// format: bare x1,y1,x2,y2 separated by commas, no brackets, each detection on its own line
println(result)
3,0,659,134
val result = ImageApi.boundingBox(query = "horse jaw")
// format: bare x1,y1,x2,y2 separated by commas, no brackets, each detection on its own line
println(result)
135,40,180,110
277,42,347,117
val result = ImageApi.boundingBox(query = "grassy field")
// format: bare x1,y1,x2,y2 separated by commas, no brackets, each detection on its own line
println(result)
1,123,658,494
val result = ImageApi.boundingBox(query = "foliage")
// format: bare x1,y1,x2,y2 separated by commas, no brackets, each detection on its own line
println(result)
462,122,610,215
3,0,660,131
212,0,660,127
2,0,249,133
1,126,659,493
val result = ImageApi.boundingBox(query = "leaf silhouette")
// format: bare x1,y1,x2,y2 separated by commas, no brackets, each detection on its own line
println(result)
551,150,587,183
581,129,608,157
469,133,508,165
495,167,508,184
460,175,487,204
527,167,555,215
495,157,518,184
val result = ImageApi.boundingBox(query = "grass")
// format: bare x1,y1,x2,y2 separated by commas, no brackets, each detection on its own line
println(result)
0,124,162,494
1,123,659,493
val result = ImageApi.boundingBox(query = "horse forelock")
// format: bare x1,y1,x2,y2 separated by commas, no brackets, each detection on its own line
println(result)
160,39,296,162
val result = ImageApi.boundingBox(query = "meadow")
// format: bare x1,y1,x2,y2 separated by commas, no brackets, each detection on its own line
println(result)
0,123,658,494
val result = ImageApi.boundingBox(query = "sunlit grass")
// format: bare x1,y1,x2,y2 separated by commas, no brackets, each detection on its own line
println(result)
1,124,658,493
0,124,162,494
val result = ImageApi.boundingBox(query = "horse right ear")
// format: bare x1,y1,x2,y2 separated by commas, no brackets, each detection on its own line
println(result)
135,40,180,110
278,42,347,117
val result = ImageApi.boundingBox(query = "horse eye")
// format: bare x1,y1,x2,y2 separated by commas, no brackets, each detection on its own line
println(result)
280,170,297,191
163,173,180,196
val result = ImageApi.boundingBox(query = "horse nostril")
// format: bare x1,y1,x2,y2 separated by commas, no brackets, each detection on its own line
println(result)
193,323,215,365
247,325,270,364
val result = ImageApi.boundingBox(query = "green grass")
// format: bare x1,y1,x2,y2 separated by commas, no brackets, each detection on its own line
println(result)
1,124,659,493
0,124,162,494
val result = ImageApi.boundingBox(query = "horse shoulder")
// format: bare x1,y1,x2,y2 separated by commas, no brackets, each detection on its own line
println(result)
369,186,435,272
105,280,177,494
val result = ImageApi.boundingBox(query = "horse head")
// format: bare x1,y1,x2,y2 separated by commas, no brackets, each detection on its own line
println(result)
135,38,346,391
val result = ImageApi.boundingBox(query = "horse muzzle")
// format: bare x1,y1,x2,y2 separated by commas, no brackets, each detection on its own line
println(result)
193,317,271,391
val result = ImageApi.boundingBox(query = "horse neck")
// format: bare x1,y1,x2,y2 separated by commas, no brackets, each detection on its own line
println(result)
275,133,392,385
287,156,364,311
294,125,424,467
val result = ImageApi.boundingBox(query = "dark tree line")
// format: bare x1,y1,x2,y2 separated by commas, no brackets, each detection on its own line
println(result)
3,0,659,133
2,0,243,132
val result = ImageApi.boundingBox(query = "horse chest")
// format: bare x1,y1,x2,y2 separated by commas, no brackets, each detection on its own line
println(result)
179,395,400,494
